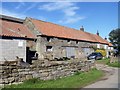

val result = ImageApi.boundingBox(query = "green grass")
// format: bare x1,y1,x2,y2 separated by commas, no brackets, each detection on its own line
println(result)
4,68,104,88
96,58,110,65
107,61,120,68
96,57,120,68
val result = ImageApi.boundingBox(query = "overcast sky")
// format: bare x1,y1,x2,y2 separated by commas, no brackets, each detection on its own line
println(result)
1,2,118,39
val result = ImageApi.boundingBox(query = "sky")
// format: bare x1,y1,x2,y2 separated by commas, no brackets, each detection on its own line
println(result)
1,2,118,40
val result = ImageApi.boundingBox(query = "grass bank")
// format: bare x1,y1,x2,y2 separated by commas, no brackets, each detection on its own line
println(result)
96,57,120,68
96,58,110,65
4,68,104,88
107,61,120,68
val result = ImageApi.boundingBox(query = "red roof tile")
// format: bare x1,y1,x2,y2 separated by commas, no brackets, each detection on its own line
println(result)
30,18,98,42
108,42,113,47
0,19,35,39
30,18,110,44
87,33,108,44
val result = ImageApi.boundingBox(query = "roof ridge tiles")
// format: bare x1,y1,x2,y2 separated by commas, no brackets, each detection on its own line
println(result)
0,14,24,23
1,18,35,39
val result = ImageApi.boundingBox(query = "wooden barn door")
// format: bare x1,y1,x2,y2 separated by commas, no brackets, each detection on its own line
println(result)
66,47,75,58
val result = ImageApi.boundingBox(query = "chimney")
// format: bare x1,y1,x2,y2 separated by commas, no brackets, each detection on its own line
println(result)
80,26,84,31
97,30,99,36
105,37,107,40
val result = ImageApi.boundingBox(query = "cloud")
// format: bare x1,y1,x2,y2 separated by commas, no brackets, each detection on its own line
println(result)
15,2,25,9
0,8,26,19
0,7,46,22
39,2,79,17
39,2,73,11
15,0,25,9
59,16,86,24
39,2,86,24
1,3,37,19
22,3,37,14
63,6,79,16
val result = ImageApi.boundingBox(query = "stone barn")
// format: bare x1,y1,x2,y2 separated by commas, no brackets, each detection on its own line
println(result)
1,15,113,62
24,17,112,60
0,15,36,63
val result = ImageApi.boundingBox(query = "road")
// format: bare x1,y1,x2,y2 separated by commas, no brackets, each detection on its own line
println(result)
84,64,119,88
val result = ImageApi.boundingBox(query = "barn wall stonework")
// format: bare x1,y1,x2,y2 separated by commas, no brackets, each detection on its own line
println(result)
36,36,95,60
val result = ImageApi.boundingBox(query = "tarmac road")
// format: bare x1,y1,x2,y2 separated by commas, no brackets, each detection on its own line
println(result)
84,64,119,88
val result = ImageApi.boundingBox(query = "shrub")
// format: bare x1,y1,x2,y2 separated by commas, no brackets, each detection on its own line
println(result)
96,49,106,57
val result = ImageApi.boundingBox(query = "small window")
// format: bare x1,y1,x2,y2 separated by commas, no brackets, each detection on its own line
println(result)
76,41,79,44
67,39,71,43
18,40,23,47
46,46,53,52
97,44,100,48
47,37,51,42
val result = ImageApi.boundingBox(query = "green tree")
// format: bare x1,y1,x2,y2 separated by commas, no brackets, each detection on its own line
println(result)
109,28,120,53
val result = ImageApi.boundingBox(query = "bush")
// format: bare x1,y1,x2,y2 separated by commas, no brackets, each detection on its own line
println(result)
96,49,106,57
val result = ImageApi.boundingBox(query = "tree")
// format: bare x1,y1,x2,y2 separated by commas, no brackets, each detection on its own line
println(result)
109,28,120,54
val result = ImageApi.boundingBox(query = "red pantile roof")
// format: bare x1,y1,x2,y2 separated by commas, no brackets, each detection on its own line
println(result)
86,32,108,44
108,42,113,47
30,18,110,45
30,18,97,43
1,15,113,46
0,19,35,39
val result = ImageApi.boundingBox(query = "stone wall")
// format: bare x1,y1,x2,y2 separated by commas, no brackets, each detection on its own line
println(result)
0,59,95,85
36,36,95,60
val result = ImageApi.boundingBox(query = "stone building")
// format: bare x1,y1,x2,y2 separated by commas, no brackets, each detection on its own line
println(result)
0,15,36,63
1,15,113,62
0,15,114,85
24,17,113,60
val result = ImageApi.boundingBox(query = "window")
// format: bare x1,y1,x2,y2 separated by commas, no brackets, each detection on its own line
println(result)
46,46,53,52
104,45,107,49
111,47,113,50
18,40,23,47
47,37,51,42
67,39,71,43
97,44,100,48
76,41,79,44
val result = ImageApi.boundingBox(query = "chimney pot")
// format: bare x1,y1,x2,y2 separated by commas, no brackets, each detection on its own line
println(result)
80,26,84,31
97,30,99,36
105,37,107,40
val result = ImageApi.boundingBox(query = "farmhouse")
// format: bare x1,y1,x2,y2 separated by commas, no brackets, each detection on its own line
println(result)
0,15,113,63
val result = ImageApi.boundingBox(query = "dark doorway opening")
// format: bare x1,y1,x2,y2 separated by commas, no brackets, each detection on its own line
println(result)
26,47,38,64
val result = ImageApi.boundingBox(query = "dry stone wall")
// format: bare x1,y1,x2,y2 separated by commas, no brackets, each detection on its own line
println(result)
0,59,95,85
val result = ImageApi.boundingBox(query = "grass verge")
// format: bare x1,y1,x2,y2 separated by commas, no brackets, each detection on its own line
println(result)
96,57,120,68
107,61,120,68
96,58,110,65
4,68,104,88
